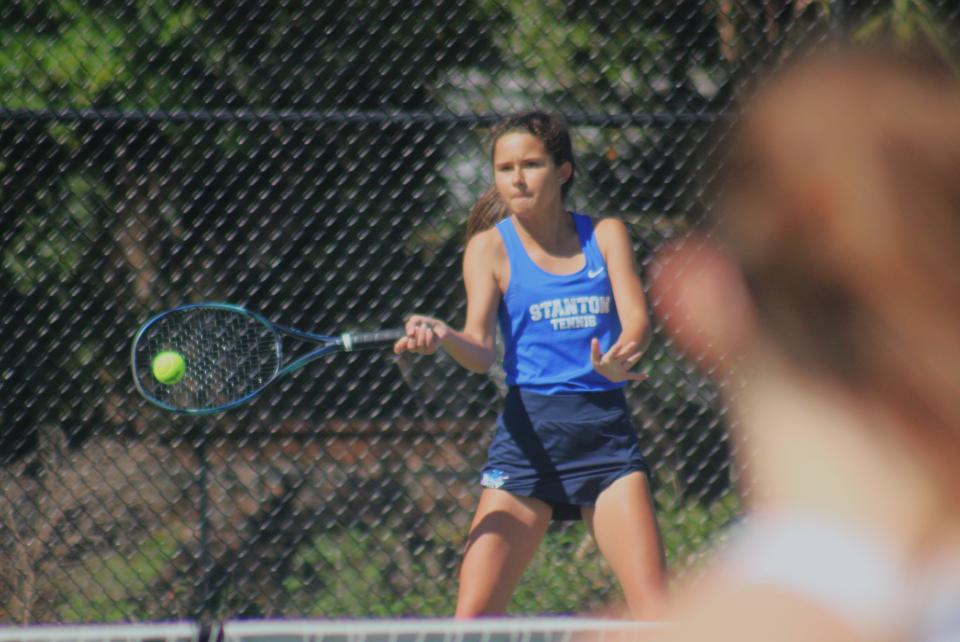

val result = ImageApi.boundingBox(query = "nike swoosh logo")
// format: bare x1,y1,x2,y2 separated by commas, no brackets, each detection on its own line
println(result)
587,267,605,279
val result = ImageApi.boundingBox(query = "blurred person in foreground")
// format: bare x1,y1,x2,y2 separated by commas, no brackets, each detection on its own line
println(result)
645,40,960,642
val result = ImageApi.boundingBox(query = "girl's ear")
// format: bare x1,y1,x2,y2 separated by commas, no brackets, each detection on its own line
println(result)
648,236,757,375
558,161,573,184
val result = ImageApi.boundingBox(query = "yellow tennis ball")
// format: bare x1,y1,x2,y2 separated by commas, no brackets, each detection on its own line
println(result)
152,351,185,385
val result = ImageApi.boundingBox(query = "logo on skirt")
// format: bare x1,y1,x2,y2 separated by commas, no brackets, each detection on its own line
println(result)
481,469,509,489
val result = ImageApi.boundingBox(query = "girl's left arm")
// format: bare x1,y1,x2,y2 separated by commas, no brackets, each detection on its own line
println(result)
597,217,650,346
591,217,651,381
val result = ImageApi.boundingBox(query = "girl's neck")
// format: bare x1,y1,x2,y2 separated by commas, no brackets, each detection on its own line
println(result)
511,205,573,252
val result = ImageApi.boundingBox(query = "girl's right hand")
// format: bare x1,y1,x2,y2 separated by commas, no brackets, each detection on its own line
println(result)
393,315,449,355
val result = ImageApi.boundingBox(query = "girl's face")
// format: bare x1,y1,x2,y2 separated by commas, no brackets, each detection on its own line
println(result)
493,132,571,218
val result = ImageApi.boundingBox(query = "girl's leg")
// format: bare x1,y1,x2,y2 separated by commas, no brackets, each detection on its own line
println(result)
582,471,668,619
455,488,553,617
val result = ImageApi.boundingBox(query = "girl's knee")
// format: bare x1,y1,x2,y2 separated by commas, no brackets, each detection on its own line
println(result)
625,580,669,620
454,591,507,618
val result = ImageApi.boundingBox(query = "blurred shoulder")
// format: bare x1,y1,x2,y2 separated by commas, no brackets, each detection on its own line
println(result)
654,584,868,642
655,513,919,642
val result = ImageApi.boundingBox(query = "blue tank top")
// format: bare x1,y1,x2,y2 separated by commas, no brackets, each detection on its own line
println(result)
496,213,624,394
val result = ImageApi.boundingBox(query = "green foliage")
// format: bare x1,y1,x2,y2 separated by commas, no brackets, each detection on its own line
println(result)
3,173,103,296
511,524,616,614
472,0,669,112
283,527,459,616
656,488,740,570
40,486,737,620
855,0,956,59
53,531,181,622
0,1,206,109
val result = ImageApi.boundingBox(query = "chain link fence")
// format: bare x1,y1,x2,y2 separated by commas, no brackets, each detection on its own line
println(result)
1,0,958,625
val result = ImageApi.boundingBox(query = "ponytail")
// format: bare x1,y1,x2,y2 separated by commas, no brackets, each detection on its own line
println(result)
465,184,511,241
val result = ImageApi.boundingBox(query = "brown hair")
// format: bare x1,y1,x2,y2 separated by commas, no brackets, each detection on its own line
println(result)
717,42,960,473
465,111,575,240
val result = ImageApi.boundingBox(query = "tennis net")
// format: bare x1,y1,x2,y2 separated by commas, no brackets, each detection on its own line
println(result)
0,622,200,642
0,619,663,642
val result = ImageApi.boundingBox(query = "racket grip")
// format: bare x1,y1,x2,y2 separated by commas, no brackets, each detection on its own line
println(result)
341,328,405,351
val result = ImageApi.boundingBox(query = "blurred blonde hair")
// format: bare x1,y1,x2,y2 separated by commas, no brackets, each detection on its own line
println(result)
716,41,960,486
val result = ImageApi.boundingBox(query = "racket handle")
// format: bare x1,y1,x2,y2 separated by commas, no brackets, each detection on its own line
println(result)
341,329,405,351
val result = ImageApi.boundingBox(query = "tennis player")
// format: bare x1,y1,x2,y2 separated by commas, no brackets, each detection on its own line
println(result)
648,42,960,642
394,111,667,618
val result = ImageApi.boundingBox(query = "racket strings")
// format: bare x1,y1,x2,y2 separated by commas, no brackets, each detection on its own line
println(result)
135,309,279,411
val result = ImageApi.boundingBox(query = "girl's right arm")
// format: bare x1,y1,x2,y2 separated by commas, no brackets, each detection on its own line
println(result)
393,230,502,373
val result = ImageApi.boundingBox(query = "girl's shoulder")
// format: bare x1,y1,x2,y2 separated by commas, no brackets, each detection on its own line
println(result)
464,225,509,288
588,214,628,231
581,214,631,251
573,212,626,230
464,224,507,265
467,223,505,250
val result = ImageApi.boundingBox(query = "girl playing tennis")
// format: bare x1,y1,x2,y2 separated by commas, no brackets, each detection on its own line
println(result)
394,111,667,618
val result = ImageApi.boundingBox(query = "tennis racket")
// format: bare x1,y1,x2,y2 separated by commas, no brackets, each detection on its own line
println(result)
131,302,404,415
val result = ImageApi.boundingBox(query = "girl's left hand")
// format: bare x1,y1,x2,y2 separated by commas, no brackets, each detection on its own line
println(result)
590,338,648,383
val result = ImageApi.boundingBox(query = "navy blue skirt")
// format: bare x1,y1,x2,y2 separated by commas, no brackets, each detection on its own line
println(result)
481,387,650,521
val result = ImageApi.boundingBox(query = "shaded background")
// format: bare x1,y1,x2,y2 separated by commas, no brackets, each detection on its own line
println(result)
1,0,958,624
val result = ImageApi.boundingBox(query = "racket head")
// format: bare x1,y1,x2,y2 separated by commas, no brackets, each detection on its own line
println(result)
130,302,282,414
